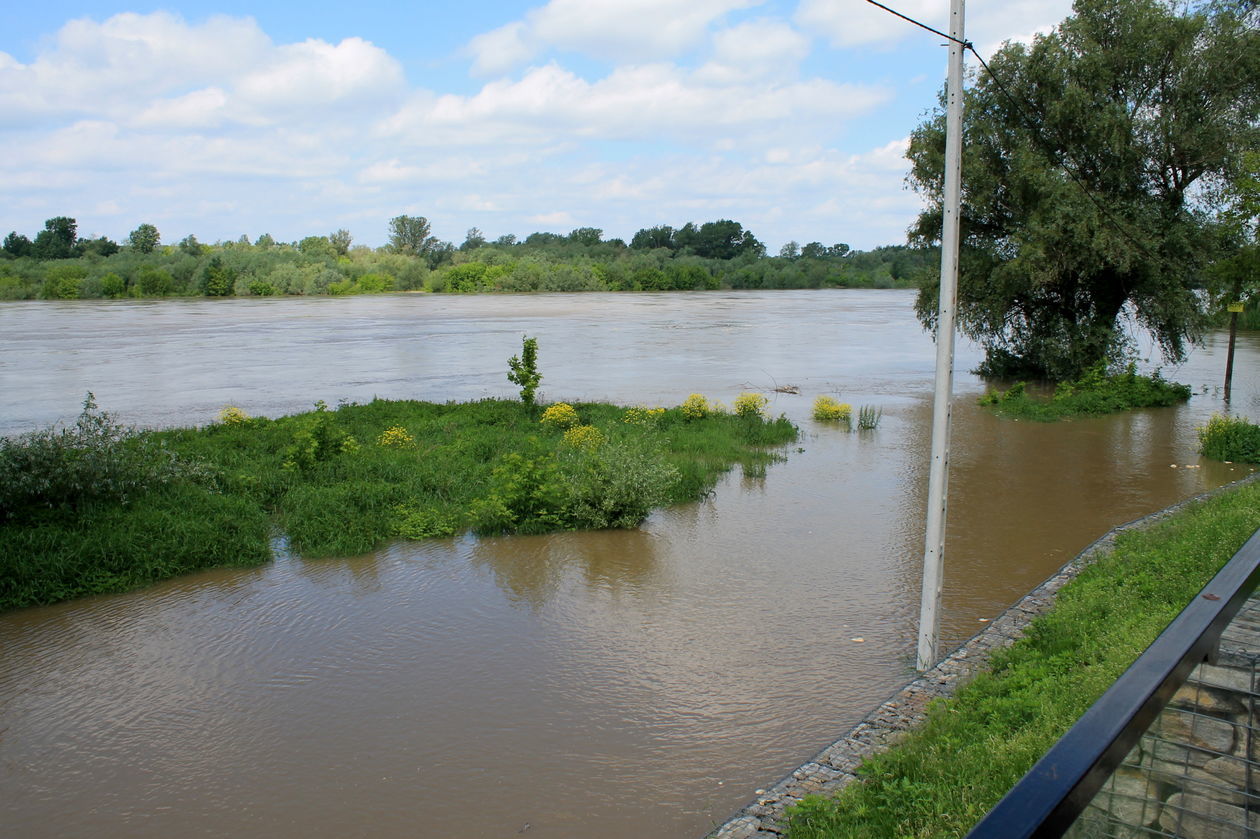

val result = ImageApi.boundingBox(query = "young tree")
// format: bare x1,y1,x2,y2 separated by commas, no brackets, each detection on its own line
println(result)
387,215,437,256
507,336,542,409
329,229,352,256
908,0,1259,380
127,223,160,254
461,227,486,250
2,232,33,258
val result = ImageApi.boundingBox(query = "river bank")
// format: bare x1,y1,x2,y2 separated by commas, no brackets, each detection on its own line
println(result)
711,472,1260,839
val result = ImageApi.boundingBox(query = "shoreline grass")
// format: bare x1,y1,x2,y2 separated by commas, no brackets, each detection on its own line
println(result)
784,478,1260,839
979,362,1190,421
0,397,796,613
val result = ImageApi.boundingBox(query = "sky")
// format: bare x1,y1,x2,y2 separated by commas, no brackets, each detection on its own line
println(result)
0,0,1076,252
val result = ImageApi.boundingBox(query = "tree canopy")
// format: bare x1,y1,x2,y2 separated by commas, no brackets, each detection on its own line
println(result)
909,0,1259,380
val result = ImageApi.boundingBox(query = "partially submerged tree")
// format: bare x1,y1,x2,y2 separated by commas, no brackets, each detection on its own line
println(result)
909,0,1259,380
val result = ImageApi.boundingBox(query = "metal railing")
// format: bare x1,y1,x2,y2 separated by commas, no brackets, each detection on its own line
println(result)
965,527,1260,839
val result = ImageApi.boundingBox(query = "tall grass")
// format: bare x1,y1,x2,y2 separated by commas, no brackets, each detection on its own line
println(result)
979,363,1190,421
785,481,1260,839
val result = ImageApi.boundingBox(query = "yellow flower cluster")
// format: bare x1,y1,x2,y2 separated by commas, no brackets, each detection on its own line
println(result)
812,395,853,424
623,406,666,426
734,391,769,419
562,424,605,450
540,402,580,429
680,393,710,420
377,426,415,448
217,405,251,425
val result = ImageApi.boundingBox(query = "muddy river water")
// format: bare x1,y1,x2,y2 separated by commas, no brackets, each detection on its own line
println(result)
2,290,1258,838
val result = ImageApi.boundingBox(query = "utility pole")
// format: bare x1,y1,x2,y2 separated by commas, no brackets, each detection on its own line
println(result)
917,0,966,672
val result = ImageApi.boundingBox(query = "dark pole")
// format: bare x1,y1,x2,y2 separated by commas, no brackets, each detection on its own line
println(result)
1225,307,1239,404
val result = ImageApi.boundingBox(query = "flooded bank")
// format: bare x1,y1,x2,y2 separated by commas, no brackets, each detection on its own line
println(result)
1,290,1257,837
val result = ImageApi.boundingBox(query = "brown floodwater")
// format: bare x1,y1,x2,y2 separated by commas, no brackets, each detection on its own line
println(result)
1,291,1258,838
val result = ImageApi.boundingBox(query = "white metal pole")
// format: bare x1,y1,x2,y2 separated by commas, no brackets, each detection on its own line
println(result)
917,0,966,672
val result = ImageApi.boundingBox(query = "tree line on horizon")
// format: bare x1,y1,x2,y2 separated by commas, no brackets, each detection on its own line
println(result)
0,214,934,300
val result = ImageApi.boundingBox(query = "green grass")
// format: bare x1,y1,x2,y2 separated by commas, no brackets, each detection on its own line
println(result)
979,363,1191,421
784,480,1260,839
0,398,796,612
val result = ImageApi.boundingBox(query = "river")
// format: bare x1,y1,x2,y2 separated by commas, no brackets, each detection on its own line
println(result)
1,290,1258,838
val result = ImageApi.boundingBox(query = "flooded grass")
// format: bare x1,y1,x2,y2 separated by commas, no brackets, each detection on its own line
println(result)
784,479,1260,839
979,363,1191,421
0,397,796,612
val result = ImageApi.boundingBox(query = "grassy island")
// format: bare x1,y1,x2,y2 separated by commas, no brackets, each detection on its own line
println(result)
0,395,796,613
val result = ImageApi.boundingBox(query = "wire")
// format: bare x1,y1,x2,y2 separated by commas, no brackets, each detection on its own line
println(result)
861,0,1160,263
862,0,972,49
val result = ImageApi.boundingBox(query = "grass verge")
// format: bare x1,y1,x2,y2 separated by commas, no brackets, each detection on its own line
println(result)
1,397,795,612
784,479,1260,839
979,363,1190,421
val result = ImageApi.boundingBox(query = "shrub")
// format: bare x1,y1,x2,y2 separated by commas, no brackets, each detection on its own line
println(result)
540,402,580,429
0,393,212,521
558,433,680,529
218,405,251,425
562,424,605,450
979,363,1190,421
378,425,416,448
281,401,360,471
100,273,126,298
1199,414,1260,463
468,452,568,535
681,393,710,420
734,391,769,419
812,396,852,424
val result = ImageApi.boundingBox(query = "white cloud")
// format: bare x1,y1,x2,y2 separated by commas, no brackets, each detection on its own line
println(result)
528,210,575,226
467,22,535,77
796,0,1073,57
697,19,811,82
381,62,888,146
464,0,762,75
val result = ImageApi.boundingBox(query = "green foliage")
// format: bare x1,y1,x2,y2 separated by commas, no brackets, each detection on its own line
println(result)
507,335,543,408
979,363,1191,421
909,0,1260,380
99,272,126,298
128,223,160,254
558,432,679,529
468,452,570,535
1199,414,1260,464
281,401,360,471
0,393,212,522
785,481,1260,839
393,504,457,539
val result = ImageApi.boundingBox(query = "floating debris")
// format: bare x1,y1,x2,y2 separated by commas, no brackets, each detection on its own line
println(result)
774,385,800,394
851,637,865,643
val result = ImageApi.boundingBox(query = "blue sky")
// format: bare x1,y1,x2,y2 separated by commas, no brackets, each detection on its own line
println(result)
1,0,1074,251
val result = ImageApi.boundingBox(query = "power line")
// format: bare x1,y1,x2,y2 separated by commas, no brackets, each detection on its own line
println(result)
862,0,1161,263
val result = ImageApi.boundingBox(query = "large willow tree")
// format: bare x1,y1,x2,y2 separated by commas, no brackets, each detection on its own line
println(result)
908,0,1259,380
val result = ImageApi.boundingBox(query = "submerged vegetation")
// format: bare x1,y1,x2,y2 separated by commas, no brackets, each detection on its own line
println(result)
1199,414,1260,464
0,393,796,612
0,213,936,300
785,479,1260,839
979,363,1190,421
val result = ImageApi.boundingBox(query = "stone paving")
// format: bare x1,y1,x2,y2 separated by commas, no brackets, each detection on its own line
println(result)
1066,594,1260,838
706,476,1260,839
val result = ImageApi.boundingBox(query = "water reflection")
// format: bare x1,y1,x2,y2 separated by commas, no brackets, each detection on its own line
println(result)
471,528,663,609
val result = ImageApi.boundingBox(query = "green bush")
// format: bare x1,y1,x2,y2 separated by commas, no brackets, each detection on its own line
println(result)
468,452,569,535
280,401,360,471
558,432,679,529
1199,414,1260,463
0,393,213,522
